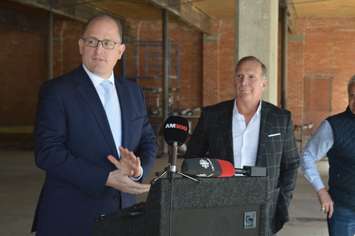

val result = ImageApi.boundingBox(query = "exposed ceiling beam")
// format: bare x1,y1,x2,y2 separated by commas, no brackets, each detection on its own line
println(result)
148,0,214,34
287,1,297,33
11,0,103,22
280,0,296,33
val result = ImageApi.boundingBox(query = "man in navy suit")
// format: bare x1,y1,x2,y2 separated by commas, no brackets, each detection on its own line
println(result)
32,14,156,236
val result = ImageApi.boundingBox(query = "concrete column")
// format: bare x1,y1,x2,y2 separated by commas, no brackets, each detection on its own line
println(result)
235,0,279,104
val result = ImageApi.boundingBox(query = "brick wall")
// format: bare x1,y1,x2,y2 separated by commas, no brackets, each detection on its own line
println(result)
53,16,83,77
124,19,203,112
287,19,305,126
288,17,355,129
0,2,235,127
0,1,85,127
124,18,235,111
0,2,48,126
203,19,235,106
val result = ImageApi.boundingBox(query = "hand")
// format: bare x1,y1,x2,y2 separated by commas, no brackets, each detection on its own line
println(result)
105,169,150,194
119,147,142,177
317,188,334,218
107,147,142,177
105,148,147,194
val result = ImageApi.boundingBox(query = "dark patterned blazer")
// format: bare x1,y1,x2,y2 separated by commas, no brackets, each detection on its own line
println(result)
185,99,300,235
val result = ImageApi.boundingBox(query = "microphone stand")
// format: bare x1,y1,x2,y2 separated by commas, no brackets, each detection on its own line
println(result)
152,141,198,236
152,141,199,183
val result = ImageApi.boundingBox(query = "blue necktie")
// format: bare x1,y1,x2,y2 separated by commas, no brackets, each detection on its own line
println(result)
100,80,122,156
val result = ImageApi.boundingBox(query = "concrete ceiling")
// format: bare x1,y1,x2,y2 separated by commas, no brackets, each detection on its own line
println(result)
192,0,235,19
89,0,235,21
17,0,355,34
90,0,162,20
291,0,355,17
88,0,214,33
191,0,355,19
87,0,355,35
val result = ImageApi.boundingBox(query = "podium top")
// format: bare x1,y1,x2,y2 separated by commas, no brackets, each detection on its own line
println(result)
147,176,268,209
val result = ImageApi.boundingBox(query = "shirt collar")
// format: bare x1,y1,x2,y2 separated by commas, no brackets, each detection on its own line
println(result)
82,64,115,87
233,99,262,120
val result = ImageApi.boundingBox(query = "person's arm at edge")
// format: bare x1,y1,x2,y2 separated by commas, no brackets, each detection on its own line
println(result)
301,120,334,218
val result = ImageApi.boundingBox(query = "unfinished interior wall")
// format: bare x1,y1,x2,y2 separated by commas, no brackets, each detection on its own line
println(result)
0,2,48,126
288,17,355,130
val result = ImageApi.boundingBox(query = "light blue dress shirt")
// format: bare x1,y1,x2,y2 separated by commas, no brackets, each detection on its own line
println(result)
82,65,122,156
83,65,143,180
301,120,334,191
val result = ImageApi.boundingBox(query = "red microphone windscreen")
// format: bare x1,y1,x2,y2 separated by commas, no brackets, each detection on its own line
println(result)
216,159,235,177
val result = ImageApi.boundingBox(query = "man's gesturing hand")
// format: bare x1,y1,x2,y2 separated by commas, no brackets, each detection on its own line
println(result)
105,169,150,194
105,147,149,194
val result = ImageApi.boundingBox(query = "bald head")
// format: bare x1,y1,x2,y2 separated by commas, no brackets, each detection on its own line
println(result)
79,14,126,79
83,15,123,43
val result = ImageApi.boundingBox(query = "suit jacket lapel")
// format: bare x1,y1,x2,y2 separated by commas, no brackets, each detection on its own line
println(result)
115,77,131,148
256,101,271,166
216,100,234,164
75,67,117,156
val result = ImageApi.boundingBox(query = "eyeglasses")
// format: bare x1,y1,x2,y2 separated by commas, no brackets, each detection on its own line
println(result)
81,37,119,50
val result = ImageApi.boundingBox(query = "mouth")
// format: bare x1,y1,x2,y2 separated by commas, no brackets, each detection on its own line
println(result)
93,57,106,62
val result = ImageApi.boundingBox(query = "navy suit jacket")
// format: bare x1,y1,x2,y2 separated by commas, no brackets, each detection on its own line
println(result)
32,66,156,236
185,100,300,235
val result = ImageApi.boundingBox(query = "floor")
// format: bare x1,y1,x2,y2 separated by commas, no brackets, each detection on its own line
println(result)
0,150,329,236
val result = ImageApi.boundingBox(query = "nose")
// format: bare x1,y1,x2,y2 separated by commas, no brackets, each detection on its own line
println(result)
98,41,107,48
94,42,104,53
240,77,248,86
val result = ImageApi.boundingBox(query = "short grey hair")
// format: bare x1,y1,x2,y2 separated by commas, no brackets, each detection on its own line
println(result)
235,56,267,79
348,75,355,94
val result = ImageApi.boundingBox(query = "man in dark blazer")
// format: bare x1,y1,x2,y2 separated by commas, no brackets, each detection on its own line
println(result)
185,56,299,235
32,15,156,236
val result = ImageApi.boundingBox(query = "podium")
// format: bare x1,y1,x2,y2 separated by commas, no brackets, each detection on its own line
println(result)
93,176,270,236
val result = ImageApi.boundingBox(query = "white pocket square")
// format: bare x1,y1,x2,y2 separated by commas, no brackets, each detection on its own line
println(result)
268,133,281,137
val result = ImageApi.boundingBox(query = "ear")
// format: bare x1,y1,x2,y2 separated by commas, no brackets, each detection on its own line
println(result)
117,44,126,59
262,79,267,89
78,39,84,55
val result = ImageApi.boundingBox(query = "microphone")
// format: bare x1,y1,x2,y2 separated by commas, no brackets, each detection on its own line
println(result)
163,116,189,145
181,158,267,177
236,166,267,177
181,158,235,177
163,116,189,173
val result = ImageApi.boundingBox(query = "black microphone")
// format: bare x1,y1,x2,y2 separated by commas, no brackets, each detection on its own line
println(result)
163,116,189,173
235,166,267,177
181,158,267,177
163,116,189,145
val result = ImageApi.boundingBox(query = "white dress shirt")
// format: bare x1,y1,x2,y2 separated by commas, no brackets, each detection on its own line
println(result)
301,120,334,191
232,100,262,168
